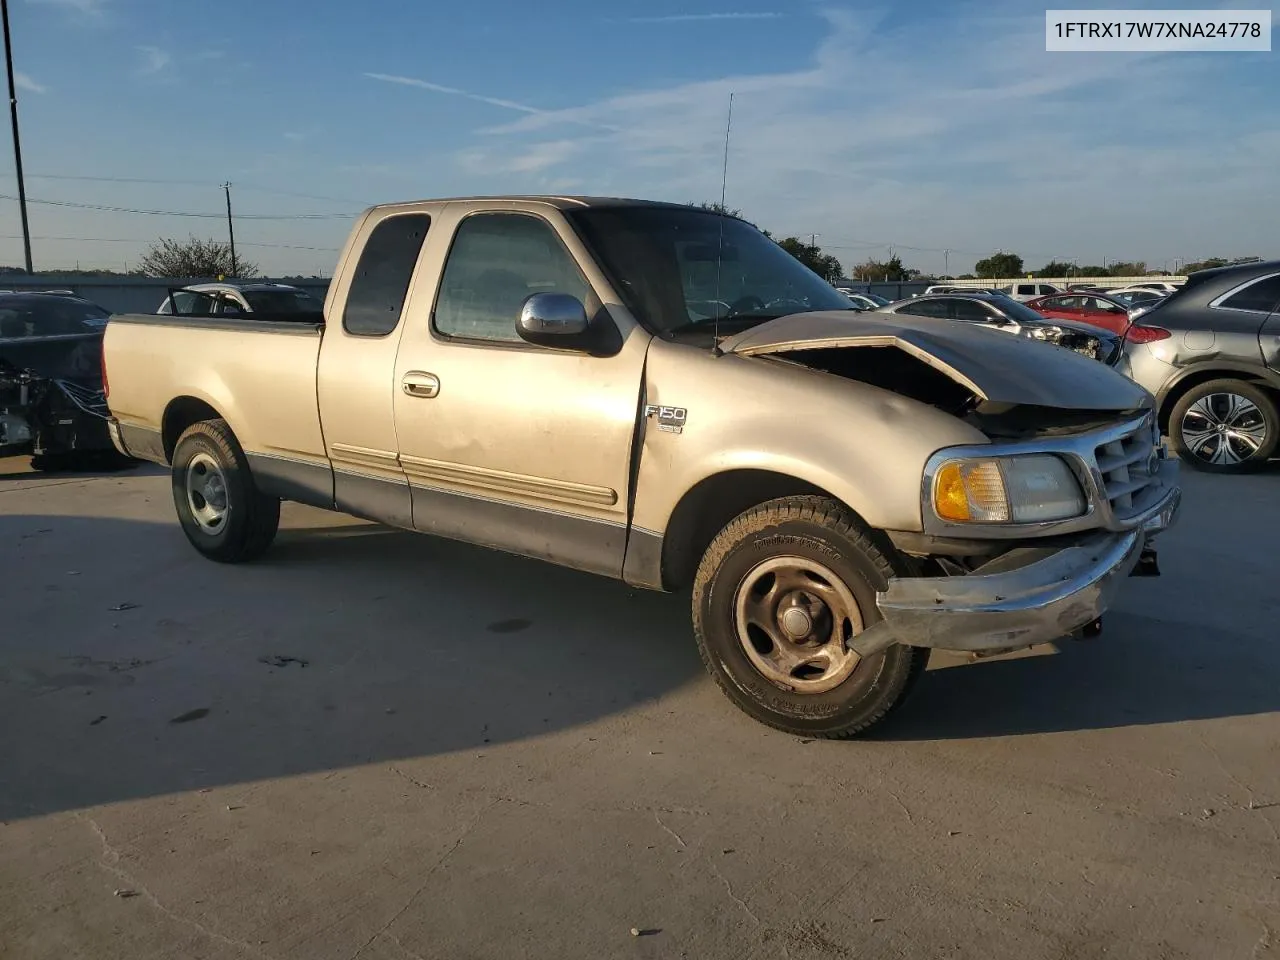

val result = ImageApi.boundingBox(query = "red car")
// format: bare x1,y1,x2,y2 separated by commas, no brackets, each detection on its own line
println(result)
1025,292,1131,335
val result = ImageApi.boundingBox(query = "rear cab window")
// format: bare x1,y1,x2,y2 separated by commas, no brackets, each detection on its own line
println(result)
343,214,431,337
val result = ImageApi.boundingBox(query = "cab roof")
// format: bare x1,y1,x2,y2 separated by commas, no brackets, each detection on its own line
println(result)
365,196,710,213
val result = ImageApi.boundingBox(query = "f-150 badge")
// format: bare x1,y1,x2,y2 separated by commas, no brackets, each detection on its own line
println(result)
644,404,687,434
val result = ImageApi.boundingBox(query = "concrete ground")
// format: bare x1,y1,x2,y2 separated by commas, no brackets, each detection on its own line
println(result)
0,456,1277,960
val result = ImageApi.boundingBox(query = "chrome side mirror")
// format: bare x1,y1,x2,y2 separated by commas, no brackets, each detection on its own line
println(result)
517,293,589,346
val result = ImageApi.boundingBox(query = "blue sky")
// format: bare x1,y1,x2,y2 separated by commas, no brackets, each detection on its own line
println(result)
2,0,1277,276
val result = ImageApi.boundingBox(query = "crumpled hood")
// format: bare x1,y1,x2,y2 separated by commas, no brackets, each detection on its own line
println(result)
719,311,1150,411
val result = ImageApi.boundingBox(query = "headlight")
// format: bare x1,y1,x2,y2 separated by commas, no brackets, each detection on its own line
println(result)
932,454,1086,524
1027,325,1062,342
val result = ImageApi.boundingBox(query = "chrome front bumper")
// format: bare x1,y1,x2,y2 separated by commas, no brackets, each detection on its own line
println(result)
851,486,1181,656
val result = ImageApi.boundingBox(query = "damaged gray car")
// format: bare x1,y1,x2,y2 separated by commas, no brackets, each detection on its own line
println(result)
0,293,128,470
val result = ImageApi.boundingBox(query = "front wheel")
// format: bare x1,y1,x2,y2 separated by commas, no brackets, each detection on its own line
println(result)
692,496,927,738
171,419,280,563
1170,379,1279,473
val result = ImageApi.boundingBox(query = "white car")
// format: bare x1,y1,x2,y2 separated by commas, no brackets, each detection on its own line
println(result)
1122,281,1182,295
839,291,890,311
156,282,324,317
1107,287,1168,304
999,282,1063,302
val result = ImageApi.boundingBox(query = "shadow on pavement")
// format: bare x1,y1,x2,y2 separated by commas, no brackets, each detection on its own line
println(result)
0,511,699,821
2,462,1278,818
881,610,1280,740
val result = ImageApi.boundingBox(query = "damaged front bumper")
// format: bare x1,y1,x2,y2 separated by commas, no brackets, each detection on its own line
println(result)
852,485,1181,657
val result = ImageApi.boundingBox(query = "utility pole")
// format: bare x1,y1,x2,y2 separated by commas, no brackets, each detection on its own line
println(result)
944,249,950,277
223,181,239,277
2,0,33,274
810,233,819,251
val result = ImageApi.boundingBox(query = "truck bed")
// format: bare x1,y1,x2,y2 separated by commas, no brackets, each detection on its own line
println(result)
103,314,330,482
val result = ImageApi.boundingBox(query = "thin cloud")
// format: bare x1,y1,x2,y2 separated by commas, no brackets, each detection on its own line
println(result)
364,72,541,114
24,0,105,16
15,72,47,94
137,45,172,76
466,6,1275,274
457,140,582,176
623,12,784,24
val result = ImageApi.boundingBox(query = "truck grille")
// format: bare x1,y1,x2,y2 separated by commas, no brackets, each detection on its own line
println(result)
1094,416,1162,519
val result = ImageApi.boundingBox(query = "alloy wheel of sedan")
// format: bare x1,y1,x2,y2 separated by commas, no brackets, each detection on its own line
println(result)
1170,378,1280,473
1180,393,1267,466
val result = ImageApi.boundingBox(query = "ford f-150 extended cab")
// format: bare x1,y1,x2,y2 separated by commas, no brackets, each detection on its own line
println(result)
102,197,1181,737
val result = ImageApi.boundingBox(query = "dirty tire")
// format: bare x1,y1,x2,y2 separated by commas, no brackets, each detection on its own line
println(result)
1169,378,1279,474
171,419,279,563
692,496,927,739
30,453,72,473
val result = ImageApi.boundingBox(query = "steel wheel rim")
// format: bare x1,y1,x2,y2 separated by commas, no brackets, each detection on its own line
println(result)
1181,393,1268,466
185,452,229,534
733,555,864,694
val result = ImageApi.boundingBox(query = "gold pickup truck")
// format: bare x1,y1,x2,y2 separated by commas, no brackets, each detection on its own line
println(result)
103,197,1180,737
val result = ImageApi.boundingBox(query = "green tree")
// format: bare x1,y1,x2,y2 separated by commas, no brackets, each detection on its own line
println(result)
693,201,743,218
139,237,258,279
1035,260,1074,277
849,254,912,282
776,237,843,281
973,251,1024,279
1182,256,1260,274
1106,261,1147,276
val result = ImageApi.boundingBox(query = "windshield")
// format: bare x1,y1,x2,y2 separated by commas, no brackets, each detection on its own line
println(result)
996,298,1054,325
567,207,852,335
0,296,109,338
862,292,890,306
242,289,324,313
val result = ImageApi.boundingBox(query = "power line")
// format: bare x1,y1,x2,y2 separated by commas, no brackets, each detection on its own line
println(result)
0,193,354,220
0,171,372,206
0,233,339,251
5,172,217,186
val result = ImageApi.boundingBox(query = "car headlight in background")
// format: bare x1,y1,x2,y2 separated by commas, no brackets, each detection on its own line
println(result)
932,454,1087,524
1026,324,1063,342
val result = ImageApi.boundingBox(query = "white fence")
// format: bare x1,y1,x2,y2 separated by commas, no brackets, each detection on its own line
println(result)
942,276,1187,289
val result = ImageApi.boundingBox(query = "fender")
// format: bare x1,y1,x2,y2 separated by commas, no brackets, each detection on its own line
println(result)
1155,359,1280,411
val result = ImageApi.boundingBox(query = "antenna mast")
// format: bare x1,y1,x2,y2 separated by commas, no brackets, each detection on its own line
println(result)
720,92,734,208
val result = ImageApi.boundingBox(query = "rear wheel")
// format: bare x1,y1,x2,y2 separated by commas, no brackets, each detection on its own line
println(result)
171,419,279,562
1170,379,1278,473
692,496,927,738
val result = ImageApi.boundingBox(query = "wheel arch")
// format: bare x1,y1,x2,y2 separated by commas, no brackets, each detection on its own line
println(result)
162,396,228,463
642,469,888,592
1156,362,1280,433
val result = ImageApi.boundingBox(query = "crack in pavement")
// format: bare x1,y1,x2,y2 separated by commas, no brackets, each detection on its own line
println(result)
709,862,761,926
1198,731,1266,811
345,798,501,960
389,766,434,791
653,810,688,849
1253,922,1273,959
79,814,276,959
888,791,916,827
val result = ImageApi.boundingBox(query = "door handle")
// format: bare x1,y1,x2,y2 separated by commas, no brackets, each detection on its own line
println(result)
402,372,440,398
